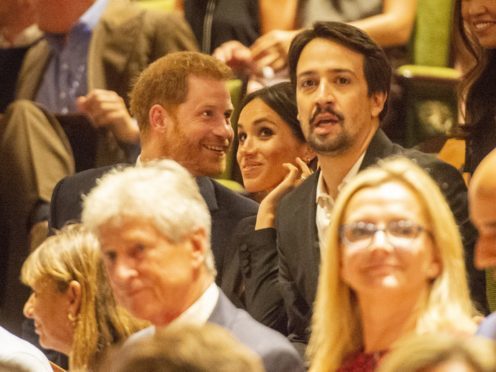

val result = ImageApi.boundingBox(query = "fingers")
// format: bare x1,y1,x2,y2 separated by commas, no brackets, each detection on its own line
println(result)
296,157,313,179
213,41,255,75
77,89,129,127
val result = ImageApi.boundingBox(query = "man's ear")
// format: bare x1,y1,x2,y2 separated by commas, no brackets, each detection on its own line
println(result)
189,228,208,269
370,91,387,119
148,104,171,133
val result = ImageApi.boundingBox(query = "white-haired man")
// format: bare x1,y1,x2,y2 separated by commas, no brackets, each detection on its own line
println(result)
82,160,304,372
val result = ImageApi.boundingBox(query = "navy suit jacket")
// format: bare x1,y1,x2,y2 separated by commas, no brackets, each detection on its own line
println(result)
49,165,258,302
127,289,305,372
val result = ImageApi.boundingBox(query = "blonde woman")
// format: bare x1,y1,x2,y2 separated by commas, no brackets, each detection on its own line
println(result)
22,224,144,371
308,157,477,372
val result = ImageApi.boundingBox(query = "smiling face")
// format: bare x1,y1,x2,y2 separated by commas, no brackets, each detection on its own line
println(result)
158,75,234,177
461,0,496,49
23,278,74,355
295,38,385,156
97,217,208,326
236,98,309,194
340,182,440,298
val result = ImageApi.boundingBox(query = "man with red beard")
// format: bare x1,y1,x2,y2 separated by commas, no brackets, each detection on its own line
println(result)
241,21,483,356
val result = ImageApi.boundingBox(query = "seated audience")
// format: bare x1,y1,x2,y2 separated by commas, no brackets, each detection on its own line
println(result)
454,0,496,175
238,21,485,358
0,326,51,372
308,157,477,371
99,323,264,372
21,224,144,371
0,0,197,335
469,148,496,339
215,0,416,78
48,51,258,307
378,333,496,372
81,160,305,372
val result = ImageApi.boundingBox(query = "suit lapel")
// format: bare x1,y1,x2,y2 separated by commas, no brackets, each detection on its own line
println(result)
15,40,51,100
360,129,395,170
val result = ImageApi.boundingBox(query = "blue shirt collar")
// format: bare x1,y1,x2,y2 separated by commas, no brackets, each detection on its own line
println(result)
44,0,108,51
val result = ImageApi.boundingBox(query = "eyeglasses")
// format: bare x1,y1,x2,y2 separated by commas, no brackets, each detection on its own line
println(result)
340,220,430,250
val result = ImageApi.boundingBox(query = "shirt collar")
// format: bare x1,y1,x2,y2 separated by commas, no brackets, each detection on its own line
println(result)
169,283,219,326
315,152,366,204
44,0,108,51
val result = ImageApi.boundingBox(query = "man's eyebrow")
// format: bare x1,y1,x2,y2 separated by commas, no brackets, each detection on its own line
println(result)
297,68,357,78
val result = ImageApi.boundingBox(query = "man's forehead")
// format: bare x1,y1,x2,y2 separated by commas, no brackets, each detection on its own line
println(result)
296,38,364,76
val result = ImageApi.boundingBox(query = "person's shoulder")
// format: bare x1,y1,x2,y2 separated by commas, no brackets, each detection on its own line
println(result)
211,179,259,213
55,164,122,193
215,296,304,371
124,325,155,346
0,327,52,371
387,145,463,183
477,312,496,340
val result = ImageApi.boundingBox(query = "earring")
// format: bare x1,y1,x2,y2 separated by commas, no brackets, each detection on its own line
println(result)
67,313,78,326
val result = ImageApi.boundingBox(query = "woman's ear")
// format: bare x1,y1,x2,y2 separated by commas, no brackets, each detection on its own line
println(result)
67,280,82,316
301,144,317,164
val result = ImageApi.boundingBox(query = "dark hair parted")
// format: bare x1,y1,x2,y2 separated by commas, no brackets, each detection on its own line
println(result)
288,21,392,120
454,0,496,130
232,81,305,143
129,51,233,136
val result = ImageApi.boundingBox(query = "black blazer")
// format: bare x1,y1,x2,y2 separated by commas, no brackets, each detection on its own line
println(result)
49,165,259,301
244,129,484,354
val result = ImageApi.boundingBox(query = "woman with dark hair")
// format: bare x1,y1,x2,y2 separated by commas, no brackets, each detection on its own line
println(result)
455,0,496,175
235,81,315,203
224,82,314,330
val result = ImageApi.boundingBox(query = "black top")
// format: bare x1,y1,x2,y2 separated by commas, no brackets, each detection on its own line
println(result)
464,117,496,175
184,0,260,53
0,46,31,112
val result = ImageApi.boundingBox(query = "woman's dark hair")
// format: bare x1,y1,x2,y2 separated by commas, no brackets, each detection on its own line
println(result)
454,0,496,130
232,81,305,142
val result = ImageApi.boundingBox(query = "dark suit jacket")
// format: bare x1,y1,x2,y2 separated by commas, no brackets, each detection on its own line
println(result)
127,289,305,372
49,165,259,301
243,129,485,354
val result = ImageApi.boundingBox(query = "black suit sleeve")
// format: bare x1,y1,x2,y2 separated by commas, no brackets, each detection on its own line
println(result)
239,225,288,335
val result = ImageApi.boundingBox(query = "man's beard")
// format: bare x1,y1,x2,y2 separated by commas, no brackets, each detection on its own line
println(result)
307,105,351,155
307,128,352,156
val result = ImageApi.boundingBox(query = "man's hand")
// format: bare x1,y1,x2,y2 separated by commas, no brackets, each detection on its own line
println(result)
213,40,255,76
250,30,299,73
76,89,139,144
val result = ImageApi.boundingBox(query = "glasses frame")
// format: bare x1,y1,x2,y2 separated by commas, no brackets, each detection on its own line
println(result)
339,220,431,250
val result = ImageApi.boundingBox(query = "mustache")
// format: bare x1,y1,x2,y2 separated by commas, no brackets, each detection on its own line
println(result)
310,105,344,125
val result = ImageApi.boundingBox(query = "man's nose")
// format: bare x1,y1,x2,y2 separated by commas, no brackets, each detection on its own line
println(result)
213,117,234,142
23,294,34,318
316,79,335,105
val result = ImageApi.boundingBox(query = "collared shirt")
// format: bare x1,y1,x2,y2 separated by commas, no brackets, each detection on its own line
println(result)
126,283,220,344
0,25,42,48
316,153,365,252
35,0,108,114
